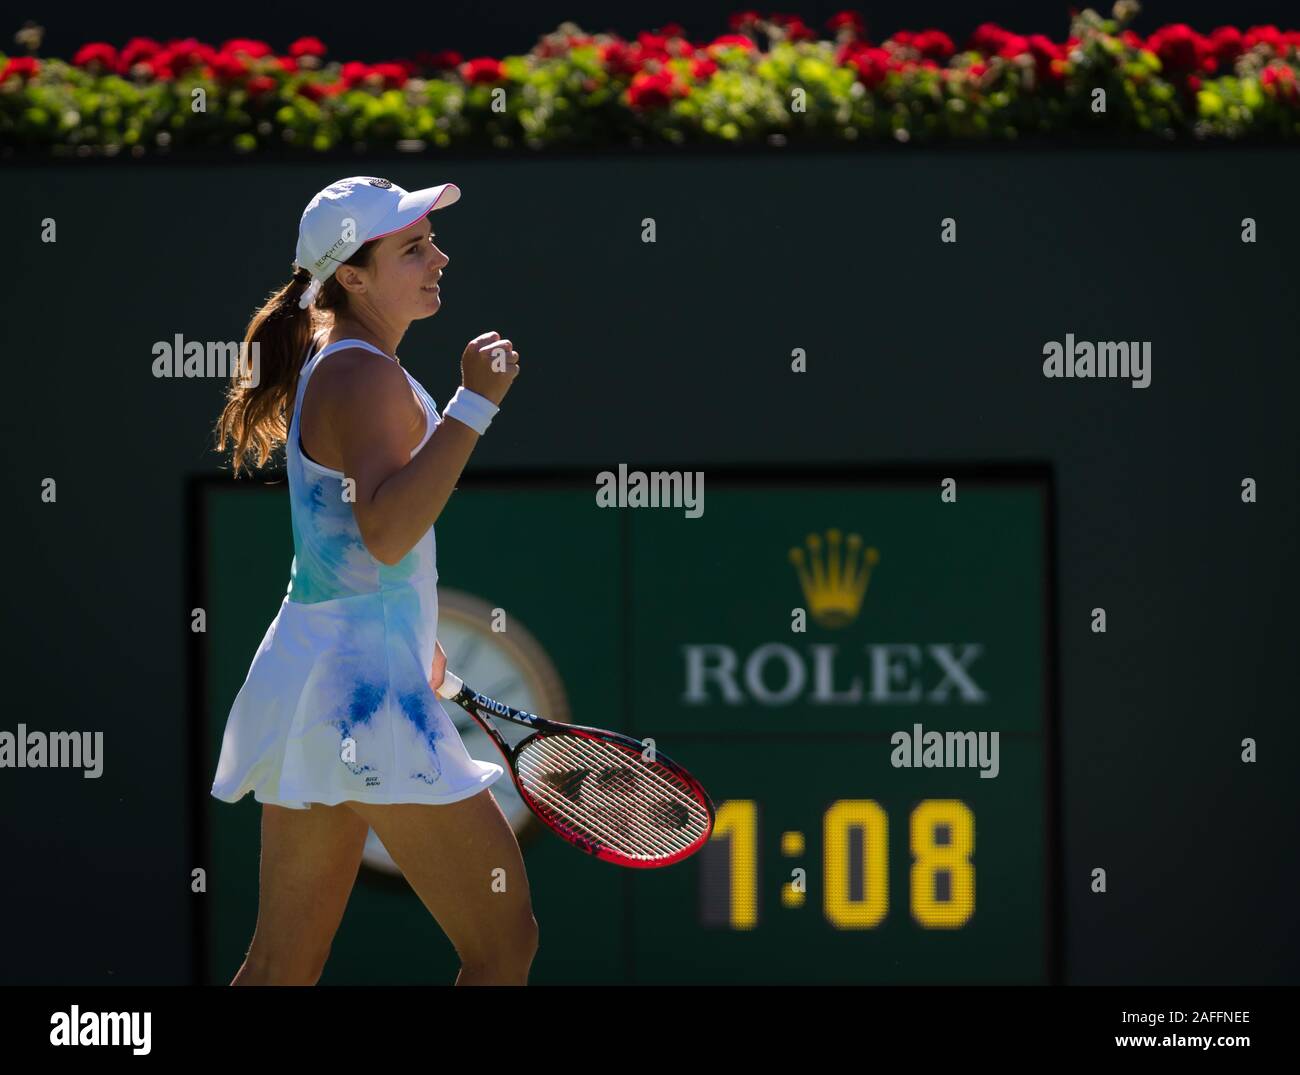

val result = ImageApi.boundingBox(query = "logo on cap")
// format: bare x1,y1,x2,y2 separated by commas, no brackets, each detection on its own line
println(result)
367,178,393,189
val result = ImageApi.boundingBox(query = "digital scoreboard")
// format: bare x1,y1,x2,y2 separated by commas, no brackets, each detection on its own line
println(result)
197,468,1059,984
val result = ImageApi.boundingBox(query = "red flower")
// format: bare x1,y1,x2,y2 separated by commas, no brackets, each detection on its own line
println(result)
707,34,757,54
209,54,249,81
599,42,641,78
827,11,866,38
913,29,956,61
1146,24,1209,73
834,41,860,65
289,37,327,59
969,23,1013,55
848,46,890,87
1201,25,1242,66
0,56,39,82
462,57,506,84
691,57,719,80
340,61,371,87
164,39,217,72
1244,25,1285,54
1120,30,1144,49
1186,74,1202,92
789,18,817,42
298,81,333,102
769,14,816,42
627,69,688,110
143,56,175,81
370,62,408,89
417,49,462,70
1260,64,1298,102
221,38,272,60
1026,35,1064,61
73,43,118,70
245,75,277,97
658,23,687,39
119,37,162,73
996,33,1031,59
1024,35,1067,81
634,34,673,64
967,61,989,79
275,56,298,74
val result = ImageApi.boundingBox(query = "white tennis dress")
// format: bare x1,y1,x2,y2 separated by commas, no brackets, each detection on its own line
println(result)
211,337,505,810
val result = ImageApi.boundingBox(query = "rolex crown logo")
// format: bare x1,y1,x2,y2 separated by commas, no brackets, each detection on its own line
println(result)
788,529,879,628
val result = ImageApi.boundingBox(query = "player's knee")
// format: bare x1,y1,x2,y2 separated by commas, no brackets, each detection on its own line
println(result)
463,909,539,971
518,910,540,959
496,908,539,965
243,943,331,986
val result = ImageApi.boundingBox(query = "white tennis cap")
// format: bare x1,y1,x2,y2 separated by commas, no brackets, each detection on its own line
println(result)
293,176,460,308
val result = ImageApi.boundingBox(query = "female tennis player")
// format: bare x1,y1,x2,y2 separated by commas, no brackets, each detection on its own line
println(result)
210,176,536,986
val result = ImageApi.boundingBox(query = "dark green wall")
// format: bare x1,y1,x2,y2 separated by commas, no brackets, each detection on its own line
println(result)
2,147,1296,984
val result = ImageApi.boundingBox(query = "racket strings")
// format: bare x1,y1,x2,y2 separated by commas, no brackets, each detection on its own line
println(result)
526,735,704,842
520,758,694,862
519,736,698,859
518,745,646,854
516,733,709,861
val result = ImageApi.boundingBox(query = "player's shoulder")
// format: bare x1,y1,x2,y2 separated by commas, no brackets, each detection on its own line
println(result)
304,348,415,444
311,344,408,403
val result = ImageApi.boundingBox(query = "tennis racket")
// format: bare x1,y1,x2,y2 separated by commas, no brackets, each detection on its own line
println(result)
435,670,714,868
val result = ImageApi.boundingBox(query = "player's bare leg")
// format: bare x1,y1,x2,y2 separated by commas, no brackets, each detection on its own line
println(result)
231,802,371,985
345,791,539,985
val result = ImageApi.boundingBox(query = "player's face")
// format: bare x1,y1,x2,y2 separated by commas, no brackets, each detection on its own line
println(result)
379,215,449,319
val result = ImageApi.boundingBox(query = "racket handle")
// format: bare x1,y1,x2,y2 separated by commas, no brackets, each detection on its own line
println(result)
436,669,464,700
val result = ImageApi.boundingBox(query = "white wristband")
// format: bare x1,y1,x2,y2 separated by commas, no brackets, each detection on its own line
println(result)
442,386,499,435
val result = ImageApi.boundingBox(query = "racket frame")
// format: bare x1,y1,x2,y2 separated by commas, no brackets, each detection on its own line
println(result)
436,670,715,867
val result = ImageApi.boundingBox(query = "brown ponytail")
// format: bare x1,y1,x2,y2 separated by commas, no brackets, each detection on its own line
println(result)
214,240,380,476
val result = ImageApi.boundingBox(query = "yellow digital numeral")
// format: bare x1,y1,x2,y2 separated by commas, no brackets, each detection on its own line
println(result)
711,799,758,929
823,800,887,929
910,800,974,928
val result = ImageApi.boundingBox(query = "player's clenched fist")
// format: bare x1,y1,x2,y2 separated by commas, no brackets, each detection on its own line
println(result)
461,330,520,406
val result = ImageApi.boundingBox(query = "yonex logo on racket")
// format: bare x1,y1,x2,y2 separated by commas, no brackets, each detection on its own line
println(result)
443,673,715,867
